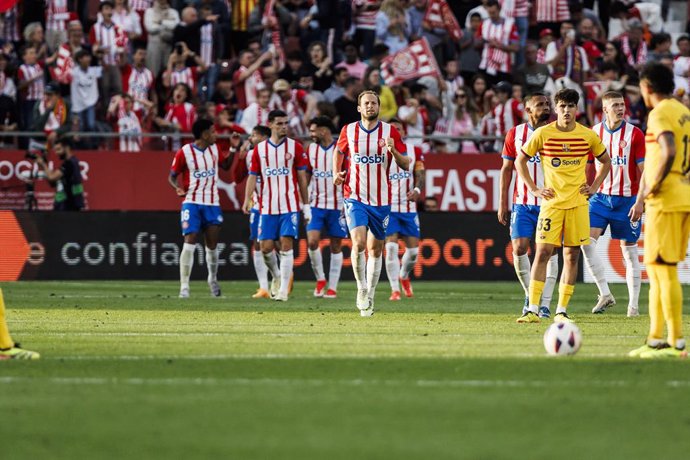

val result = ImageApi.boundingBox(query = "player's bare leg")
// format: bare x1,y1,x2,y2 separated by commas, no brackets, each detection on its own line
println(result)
350,226,370,314
204,225,221,297
581,227,616,313
621,241,641,317
179,232,198,298
366,231,385,311
399,235,419,298
260,239,281,299
307,230,327,297
251,240,270,298
325,237,343,298
384,234,401,300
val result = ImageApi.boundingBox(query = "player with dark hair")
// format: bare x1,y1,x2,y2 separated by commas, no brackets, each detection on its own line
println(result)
169,118,230,298
628,63,690,358
243,110,311,302
333,90,409,316
306,116,347,298
516,88,611,323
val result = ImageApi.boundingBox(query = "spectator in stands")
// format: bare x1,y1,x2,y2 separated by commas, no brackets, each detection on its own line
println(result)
215,106,245,153
597,41,631,79
70,50,102,147
363,66,397,120
49,19,90,92
100,0,143,45
352,0,382,59
398,82,431,146
233,48,274,109
659,54,690,97
469,73,489,117
422,195,438,212
476,0,520,86
334,76,362,128
279,50,306,85
610,1,663,35
458,12,482,84
442,59,465,114
534,0,570,35
614,19,646,72
229,0,257,56
90,1,128,112
305,0,346,61
211,73,235,106
35,136,84,211
269,78,317,137
144,0,180,77
647,33,672,64
513,42,552,95
490,80,523,150
375,0,409,54
674,35,690,78
545,21,590,85
23,22,48,64
239,87,271,133
432,86,479,154
536,28,553,64
0,5,21,51
335,42,368,80
577,17,603,68
120,45,156,122
465,0,489,29
32,83,71,147
107,93,143,152
324,67,349,103
197,0,230,59
303,41,333,92
163,41,207,95
45,1,70,54
0,53,17,139
155,82,196,150
18,46,45,133
197,4,223,101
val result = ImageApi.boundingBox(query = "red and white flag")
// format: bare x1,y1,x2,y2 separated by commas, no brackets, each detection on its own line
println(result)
380,38,442,87
263,0,285,69
423,0,462,42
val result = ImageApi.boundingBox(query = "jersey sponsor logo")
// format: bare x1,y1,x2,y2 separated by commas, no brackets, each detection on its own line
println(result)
611,156,628,166
353,153,384,164
264,167,290,176
551,158,561,167
311,169,333,178
551,157,581,167
192,168,216,179
389,171,412,180
528,154,541,164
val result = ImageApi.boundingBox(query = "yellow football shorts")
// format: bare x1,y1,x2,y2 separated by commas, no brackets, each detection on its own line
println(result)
535,205,590,247
643,207,690,264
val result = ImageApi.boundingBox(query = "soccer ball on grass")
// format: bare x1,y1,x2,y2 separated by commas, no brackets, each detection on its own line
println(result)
543,322,582,356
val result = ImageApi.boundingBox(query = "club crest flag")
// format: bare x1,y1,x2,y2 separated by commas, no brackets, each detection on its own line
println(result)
423,0,462,42
380,38,442,87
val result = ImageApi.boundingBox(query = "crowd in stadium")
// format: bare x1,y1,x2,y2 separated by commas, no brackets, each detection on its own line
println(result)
1,0,688,152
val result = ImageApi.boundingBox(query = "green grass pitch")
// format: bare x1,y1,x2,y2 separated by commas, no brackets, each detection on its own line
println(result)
1,280,690,459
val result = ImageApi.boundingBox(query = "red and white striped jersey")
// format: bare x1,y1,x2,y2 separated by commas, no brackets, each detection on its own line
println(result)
116,109,142,152
170,142,221,205
89,22,128,66
121,65,154,114
239,102,270,133
46,0,70,32
477,18,518,75
500,0,529,18
233,65,264,109
501,123,544,206
1,6,20,42
18,63,44,100
249,137,309,214
200,23,214,66
352,0,379,30
308,141,343,210
169,67,198,93
129,0,153,12
390,142,423,213
269,90,310,138
535,0,570,22
336,121,407,207
164,102,197,133
592,121,645,197
492,98,524,138
51,44,75,84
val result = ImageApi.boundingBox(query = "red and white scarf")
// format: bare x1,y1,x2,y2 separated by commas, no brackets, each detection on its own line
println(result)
621,34,647,67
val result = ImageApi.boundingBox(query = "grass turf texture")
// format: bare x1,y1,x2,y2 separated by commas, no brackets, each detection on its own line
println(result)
2,281,690,459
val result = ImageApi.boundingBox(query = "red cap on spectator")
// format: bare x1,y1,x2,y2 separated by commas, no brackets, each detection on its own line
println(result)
539,29,554,38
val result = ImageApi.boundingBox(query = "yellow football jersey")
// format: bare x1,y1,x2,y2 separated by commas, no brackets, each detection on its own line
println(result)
521,121,607,209
644,98,690,211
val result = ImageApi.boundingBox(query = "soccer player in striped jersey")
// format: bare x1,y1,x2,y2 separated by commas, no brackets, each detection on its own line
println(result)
582,91,645,317
231,125,272,298
334,91,409,316
516,88,611,324
243,110,311,302
169,119,231,299
498,92,558,318
385,119,424,301
629,63,690,359
306,116,347,298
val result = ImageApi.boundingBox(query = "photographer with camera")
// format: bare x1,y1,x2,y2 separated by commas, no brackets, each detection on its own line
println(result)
34,137,84,211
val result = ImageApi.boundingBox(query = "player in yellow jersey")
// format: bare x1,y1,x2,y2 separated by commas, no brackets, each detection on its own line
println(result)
628,63,690,359
515,88,611,323
0,288,39,360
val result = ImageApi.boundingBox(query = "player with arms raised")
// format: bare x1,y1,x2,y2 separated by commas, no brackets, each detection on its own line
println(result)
334,91,409,316
306,116,347,298
385,118,424,301
243,110,311,302
169,118,230,298
629,63,690,358
516,88,611,323
498,92,559,318
582,91,645,316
